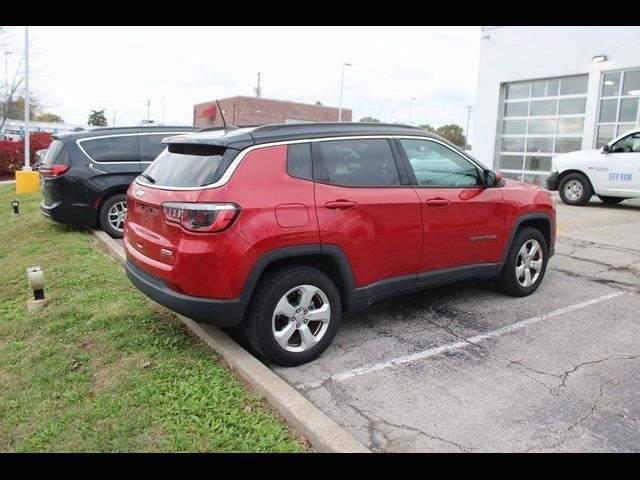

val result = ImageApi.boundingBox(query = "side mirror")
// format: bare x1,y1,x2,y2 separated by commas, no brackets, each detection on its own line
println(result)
483,170,504,188
602,144,610,153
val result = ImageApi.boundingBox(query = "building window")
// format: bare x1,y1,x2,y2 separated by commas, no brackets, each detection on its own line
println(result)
496,75,588,184
595,68,640,148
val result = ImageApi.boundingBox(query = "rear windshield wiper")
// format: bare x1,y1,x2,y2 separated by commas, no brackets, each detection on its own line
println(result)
140,172,156,184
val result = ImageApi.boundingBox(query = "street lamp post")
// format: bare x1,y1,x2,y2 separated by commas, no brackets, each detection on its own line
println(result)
465,105,474,149
408,97,416,125
338,62,352,122
23,26,30,170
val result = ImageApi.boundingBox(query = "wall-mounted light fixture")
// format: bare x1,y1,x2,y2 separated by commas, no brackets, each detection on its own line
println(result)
591,55,608,63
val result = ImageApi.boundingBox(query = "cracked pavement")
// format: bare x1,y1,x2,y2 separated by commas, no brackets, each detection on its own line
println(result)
272,196,640,452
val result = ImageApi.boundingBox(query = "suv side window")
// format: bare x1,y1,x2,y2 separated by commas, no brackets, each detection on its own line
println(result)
611,132,640,153
80,135,140,162
314,138,400,186
287,143,313,180
399,138,480,187
141,133,169,162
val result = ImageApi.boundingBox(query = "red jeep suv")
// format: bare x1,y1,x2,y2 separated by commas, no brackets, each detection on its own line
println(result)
124,123,556,366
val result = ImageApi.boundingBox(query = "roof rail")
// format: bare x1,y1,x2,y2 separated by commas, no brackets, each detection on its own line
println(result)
250,122,422,132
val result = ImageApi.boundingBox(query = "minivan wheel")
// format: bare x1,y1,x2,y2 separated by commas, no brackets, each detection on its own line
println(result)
497,227,548,297
243,265,341,366
559,173,592,206
99,193,127,239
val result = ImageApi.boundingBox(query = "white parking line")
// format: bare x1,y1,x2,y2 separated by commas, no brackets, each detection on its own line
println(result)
298,291,626,390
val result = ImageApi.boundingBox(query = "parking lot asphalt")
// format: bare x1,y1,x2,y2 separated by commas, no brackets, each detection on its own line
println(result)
270,195,640,452
115,196,640,452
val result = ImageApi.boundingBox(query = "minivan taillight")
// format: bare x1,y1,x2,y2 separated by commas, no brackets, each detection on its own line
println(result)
39,164,70,177
162,202,240,232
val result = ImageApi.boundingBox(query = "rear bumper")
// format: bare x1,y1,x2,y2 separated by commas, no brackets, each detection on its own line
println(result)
125,259,247,327
40,200,94,225
546,172,560,191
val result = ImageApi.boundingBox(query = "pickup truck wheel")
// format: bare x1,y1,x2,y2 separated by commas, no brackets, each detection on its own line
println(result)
497,227,548,297
243,265,341,366
559,173,592,206
598,196,625,204
99,193,127,239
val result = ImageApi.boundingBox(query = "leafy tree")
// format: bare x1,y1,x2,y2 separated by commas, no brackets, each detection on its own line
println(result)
435,124,466,147
88,109,107,126
1,97,40,121
35,112,64,123
359,116,380,123
418,124,436,133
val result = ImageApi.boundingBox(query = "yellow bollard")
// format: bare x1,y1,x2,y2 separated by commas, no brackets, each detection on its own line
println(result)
15,170,41,194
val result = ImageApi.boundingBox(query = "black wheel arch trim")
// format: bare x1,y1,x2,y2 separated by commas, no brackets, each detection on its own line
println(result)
238,244,357,304
498,212,555,273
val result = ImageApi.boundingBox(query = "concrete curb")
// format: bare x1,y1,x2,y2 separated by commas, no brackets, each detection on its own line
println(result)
89,228,370,453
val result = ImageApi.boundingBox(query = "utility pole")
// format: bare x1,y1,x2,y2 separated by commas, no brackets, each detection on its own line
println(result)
408,97,416,125
338,63,352,122
254,72,262,98
23,26,30,170
112,109,116,127
146,100,150,126
465,105,474,149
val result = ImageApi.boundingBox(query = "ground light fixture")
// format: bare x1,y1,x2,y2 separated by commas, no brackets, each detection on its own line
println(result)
11,199,19,214
26,266,49,311
591,55,608,63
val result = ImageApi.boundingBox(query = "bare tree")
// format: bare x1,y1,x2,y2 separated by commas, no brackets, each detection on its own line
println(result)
1,26,25,134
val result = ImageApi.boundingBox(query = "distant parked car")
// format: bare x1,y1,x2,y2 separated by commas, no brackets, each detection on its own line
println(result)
33,149,49,171
39,126,197,237
547,127,640,205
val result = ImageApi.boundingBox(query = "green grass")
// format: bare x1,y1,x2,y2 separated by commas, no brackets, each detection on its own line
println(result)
0,185,304,452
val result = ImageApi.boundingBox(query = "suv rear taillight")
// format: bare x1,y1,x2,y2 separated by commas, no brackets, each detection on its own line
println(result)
39,164,70,177
162,202,240,232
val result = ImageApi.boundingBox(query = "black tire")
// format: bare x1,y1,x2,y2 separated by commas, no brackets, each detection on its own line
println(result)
99,193,127,239
598,196,625,205
243,265,341,366
558,172,592,206
497,227,549,297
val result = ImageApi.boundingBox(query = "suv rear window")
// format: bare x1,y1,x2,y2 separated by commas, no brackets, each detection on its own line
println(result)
140,144,231,187
42,140,70,165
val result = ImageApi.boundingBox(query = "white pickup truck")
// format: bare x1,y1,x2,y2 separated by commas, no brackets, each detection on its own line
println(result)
547,127,640,205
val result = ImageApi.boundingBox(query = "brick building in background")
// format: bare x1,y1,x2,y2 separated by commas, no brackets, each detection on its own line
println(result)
193,96,352,127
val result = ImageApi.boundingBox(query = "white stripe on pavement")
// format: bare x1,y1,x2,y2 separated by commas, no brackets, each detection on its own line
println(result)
298,291,626,390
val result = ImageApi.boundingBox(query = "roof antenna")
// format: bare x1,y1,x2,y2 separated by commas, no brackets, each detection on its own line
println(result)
216,99,229,129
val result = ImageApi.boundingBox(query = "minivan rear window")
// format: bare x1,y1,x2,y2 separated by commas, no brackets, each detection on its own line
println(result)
42,140,70,165
139,144,231,187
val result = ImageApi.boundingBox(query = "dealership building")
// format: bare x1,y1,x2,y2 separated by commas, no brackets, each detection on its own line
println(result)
472,26,640,184
193,96,351,127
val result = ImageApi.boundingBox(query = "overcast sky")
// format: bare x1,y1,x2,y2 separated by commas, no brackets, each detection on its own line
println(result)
5,26,480,133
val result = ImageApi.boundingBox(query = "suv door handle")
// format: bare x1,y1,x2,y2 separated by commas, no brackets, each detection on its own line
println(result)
425,198,450,207
325,200,358,209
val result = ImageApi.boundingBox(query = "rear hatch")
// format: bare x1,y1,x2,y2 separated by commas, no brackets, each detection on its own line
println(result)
39,139,71,206
125,143,236,269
